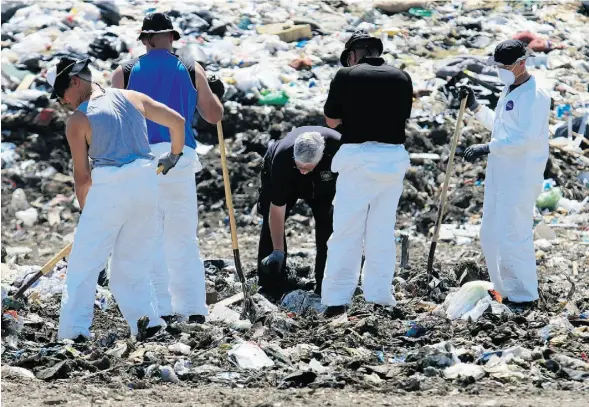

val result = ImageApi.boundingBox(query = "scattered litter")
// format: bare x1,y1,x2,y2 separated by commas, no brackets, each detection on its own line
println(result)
281,289,327,315
443,363,486,381
168,342,191,356
228,341,275,370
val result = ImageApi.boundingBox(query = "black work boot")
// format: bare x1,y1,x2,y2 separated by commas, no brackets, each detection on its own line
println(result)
323,305,347,318
136,316,163,341
161,315,179,325
188,314,206,324
503,299,539,312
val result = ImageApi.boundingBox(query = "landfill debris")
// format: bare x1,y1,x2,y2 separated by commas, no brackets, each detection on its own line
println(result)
228,341,275,370
159,366,180,383
168,342,191,356
435,281,496,321
281,289,327,315
2,365,36,380
443,363,486,381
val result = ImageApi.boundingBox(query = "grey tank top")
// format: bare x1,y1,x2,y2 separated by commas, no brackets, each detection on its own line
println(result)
77,88,154,168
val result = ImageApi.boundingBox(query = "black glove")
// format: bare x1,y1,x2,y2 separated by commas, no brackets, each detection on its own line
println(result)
458,86,479,111
207,74,225,100
463,144,490,162
261,250,285,272
158,151,183,175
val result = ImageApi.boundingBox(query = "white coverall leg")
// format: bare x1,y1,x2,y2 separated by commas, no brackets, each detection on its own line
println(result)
58,159,164,339
321,142,410,306
149,143,208,317
474,76,550,302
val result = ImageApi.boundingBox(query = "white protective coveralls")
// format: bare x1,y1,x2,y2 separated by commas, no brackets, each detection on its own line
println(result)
149,142,209,318
58,159,164,339
474,76,550,302
321,142,410,306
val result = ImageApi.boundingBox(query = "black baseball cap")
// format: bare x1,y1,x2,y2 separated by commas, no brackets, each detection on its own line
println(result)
46,57,91,99
340,30,384,67
487,39,535,66
138,12,180,41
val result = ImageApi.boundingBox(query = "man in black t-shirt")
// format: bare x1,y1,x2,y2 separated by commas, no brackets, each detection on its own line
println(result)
257,126,341,299
320,30,413,315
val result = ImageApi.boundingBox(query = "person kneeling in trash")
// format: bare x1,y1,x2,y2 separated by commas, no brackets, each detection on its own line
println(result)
257,126,341,300
46,57,186,340
459,39,551,306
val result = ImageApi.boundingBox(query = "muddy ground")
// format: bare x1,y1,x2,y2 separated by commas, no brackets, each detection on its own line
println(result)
2,381,589,407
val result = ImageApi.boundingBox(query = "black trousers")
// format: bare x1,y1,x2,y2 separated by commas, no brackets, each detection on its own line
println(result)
257,192,333,297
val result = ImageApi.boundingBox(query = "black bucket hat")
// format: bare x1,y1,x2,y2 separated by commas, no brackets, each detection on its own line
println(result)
339,30,384,67
138,12,180,41
46,57,91,99
487,39,535,66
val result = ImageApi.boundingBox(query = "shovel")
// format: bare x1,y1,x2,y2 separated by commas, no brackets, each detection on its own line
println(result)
216,120,256,322
426,96,468,281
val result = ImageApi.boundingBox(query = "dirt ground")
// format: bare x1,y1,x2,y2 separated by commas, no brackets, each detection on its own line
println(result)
2,380,588,407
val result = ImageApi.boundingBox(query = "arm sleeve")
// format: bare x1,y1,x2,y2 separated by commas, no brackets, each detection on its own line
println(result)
268,157,290,207
324,69,345,119
489,91,550,156
404,71,414,119
475,105,496,131
119,58,138,89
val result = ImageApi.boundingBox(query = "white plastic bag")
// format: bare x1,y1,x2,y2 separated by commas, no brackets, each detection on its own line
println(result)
228,340,275,370
442,281,494,320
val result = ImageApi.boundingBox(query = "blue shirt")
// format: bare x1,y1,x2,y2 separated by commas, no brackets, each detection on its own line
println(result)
126,49,198,149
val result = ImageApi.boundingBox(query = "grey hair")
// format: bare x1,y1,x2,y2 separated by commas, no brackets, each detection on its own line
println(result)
294,132,325,164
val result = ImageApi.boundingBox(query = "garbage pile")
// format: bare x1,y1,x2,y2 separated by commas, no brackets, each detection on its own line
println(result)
1,261,588,391
2,0,589,395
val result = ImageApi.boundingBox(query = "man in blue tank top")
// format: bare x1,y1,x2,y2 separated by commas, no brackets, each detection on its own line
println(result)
111,12,224,324
46,57,187,340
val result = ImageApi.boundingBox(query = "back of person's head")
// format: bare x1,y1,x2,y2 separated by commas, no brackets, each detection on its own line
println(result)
294,132,325,164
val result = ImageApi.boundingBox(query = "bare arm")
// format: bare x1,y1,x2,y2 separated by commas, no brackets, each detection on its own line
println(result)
194,62,224,124
269,203,286,251
65,112,92,210
124,90,185,155
111,66,124,89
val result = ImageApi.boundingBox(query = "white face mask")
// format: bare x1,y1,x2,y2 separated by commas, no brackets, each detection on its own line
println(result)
497,67,515,86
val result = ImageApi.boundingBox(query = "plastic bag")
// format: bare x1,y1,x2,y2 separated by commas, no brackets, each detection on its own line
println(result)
228,340,275,370
441,281,494,320
281,289,327,315
536,187,562,210
538,316,575,342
